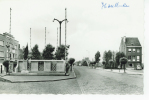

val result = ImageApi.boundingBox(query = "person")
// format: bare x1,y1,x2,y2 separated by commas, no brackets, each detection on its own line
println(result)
65,61,70,76
1,65,2,73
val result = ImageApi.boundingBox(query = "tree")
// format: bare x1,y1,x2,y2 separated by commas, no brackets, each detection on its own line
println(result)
82,61,88,66
109,59,114,71
23,44,28,60
90,61,96,68
31,44,41,59
112,51,117,68
68,58,75,71
3,60,9,74
42,44,55,60
18,48,23,60
120,57,128,73
102,61,106,69
55,44,69,60
115,52,125,68
95,51,100,63
103,50,112,69
107,50,112,60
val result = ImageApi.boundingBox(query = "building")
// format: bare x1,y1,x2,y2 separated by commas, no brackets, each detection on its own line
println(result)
119,36,142,69
0,32,20,63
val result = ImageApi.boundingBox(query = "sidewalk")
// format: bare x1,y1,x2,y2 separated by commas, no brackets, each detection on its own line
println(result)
0,69,76,83
96,67,143,75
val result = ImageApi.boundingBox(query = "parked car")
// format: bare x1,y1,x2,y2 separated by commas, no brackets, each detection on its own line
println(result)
136,64,142,70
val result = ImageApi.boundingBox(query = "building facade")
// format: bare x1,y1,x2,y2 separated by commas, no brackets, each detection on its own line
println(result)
0,32,20,63
119,36,142,69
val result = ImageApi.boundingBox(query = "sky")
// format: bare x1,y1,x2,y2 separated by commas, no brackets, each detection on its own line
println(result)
0,0,144,62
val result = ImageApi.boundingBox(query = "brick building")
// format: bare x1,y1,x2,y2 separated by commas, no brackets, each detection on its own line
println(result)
119,36,142,69
0,32,21,63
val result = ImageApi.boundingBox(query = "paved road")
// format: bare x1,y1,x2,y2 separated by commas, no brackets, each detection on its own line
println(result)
74,66,143,94
0,66,143,94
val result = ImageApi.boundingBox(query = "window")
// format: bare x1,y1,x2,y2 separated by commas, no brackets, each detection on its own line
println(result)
133,49,135,52
137,56,140,61
12,49,15,53
128,49,131,52
7,53,8,58
10,54,11,59
132,56,135,61
128,56,131,61
0,51,4,57
137,49,140,53
15,45,17,49
0,40,4,46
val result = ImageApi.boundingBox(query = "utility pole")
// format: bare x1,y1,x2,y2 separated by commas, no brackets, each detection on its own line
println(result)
30,28,31,50
65,8,67,60
57,27,58,48
9,8,12,34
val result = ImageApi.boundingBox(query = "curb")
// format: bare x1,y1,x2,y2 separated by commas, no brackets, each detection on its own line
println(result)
1,68,77,83
105,70,143,75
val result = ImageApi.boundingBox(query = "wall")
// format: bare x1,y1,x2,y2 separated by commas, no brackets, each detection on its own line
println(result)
17,60,65,73
126,47,142,68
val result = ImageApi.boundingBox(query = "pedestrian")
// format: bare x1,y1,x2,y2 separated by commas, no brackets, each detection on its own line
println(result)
1,65,2,73
65,61,70,76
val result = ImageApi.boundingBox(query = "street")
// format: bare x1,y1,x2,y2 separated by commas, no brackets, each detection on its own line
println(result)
74,66,143,94
0,66,143,94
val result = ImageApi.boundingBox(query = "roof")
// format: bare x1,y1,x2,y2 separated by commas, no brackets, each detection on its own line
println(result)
125,37,141,46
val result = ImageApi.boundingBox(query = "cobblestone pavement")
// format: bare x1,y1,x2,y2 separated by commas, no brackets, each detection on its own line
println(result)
0,66,143,94
74,66,143,94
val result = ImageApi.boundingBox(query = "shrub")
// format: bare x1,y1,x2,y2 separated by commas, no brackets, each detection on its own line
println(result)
3,60,9,68
82,61,88,66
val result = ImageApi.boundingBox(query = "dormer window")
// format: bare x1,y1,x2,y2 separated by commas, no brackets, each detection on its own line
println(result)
131,43,134,46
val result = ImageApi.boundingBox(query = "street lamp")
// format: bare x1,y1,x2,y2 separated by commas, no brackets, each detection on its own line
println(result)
53,18,68,46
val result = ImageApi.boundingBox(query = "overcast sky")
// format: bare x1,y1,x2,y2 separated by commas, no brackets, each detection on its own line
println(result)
0,0,144,62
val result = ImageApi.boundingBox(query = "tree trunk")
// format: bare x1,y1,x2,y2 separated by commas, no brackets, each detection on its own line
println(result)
70,64,72,71
111,63,112,71
124,64,125,73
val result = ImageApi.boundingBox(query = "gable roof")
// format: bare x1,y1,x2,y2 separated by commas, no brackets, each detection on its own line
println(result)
125,37,141,46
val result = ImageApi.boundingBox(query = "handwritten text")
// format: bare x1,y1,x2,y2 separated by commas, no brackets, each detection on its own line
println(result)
101,2,129,9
